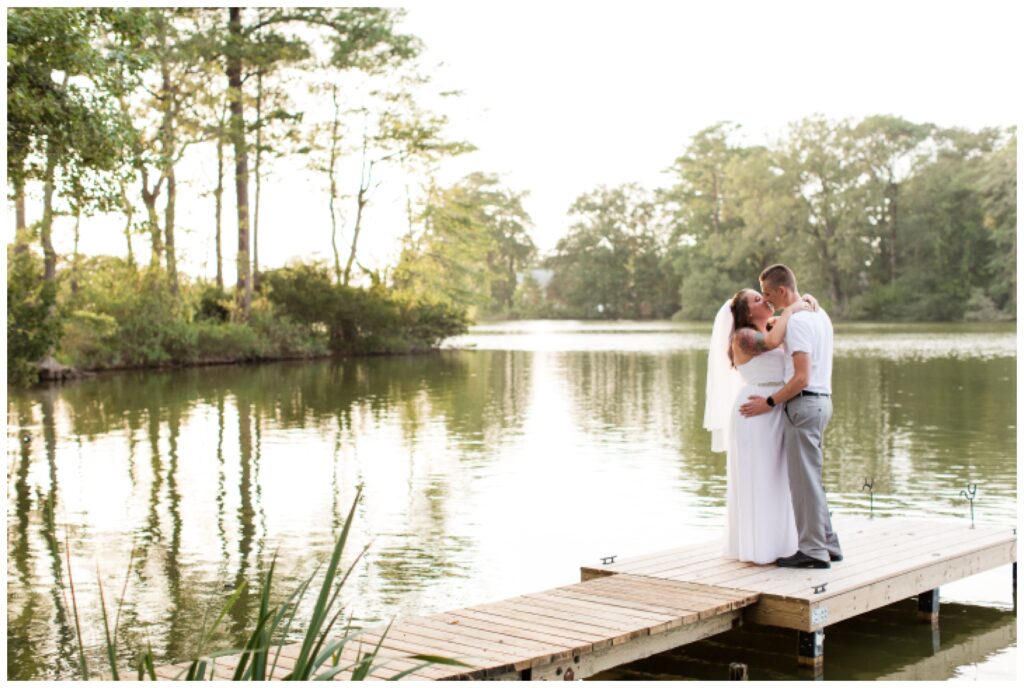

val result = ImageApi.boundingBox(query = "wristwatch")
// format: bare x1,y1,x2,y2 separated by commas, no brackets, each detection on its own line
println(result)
766,396,776,408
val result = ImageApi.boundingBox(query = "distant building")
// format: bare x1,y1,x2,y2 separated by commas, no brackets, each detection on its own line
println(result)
517,268,553,289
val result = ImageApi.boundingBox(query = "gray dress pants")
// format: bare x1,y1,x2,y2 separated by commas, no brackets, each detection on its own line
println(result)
783,395,842,562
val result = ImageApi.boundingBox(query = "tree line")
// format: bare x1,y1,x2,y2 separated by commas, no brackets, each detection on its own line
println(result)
6,8,1016,385
540,119,1015,322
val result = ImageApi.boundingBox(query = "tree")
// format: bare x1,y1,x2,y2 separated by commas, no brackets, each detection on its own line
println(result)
547,185,675,319
344,82,471,286
485,184,535,313
975,131,1016,314
893,127,1004,319
305,80,347,284
660,123,779,317
777,116,869,313
116,9,222,288
393,173,534,314
7,242,62,385
7,8,149,281
848,115,933,285
221,7,419,318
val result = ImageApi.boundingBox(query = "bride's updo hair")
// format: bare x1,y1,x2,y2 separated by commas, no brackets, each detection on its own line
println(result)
728,289,756,367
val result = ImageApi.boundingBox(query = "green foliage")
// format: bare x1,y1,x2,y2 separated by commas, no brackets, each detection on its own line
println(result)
28,256,458,372
7,7,149,208
265,262,469,354
393,173,535,315
653,118,1016,322
196,282,231,322
55,259,328,369
60,257,187,366
6,242,62,385
673,257,736,322
976,133,1016,313
509,273,556,319
546,184,678,319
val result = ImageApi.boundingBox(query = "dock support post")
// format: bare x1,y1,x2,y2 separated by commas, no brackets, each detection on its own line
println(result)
917,588,940,624
728,663,748,680
797,629,824,669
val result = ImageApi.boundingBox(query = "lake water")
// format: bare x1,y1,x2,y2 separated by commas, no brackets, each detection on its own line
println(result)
6,321,1017,680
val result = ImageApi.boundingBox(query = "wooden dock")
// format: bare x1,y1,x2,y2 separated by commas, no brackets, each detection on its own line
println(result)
147,518,1015,680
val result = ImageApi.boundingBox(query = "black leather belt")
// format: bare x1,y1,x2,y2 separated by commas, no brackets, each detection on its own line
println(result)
797,390,830,398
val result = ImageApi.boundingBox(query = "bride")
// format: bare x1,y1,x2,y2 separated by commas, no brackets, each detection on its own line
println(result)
704,289,814,564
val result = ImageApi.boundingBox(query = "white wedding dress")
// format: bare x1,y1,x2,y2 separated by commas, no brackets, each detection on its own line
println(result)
724,347,799,564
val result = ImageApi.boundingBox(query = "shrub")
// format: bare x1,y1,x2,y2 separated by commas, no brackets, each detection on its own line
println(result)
195,282,231,323
192,321,260,361
964,287,1014,322
7,242,62,385
60,310,118,369
60,258,190,367
264,262,469,355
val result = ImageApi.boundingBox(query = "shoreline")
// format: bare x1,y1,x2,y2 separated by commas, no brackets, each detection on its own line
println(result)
32,346,465,386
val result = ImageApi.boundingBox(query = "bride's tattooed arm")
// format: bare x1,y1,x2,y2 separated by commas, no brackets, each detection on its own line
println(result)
735,327,769,354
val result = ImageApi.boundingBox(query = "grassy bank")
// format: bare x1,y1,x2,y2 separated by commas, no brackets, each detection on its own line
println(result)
8,251,469,386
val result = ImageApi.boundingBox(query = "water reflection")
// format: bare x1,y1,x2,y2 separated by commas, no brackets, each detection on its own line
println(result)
594,598,1016,681
6,326,1016,680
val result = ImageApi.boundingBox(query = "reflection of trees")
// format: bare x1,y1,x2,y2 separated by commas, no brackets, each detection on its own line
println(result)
5,343,1018,679
8,354,537,677
42,353,533,453
559,350,725,498
426,351,533,453
669,351,726,497
160,404,186,661
216,396,229,570
829,357,1017,516
828,358,898,494
227,399,257,643
8,398,44,678
4,391,81,678
40,390,78,677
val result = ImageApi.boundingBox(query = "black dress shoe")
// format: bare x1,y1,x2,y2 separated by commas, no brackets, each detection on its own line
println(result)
830,552,843,562
776,551,830,569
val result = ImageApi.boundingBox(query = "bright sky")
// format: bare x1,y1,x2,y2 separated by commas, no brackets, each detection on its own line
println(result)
7,0,1022,285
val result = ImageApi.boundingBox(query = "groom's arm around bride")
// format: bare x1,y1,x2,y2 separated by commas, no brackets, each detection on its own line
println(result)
742,264,842,568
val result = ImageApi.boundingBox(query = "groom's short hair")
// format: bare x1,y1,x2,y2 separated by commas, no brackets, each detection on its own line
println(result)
759,264,797,292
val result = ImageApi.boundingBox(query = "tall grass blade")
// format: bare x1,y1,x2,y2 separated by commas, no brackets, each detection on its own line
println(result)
350,620,392,681
184,657,205,681
64,530,89,680
193,581,246,663
250,555,277,680
305,542,371,675
96,568,119,680
113,543,136,641
312,660,360,681
311,630,357,672
290,485,362,680
269,564,320,680
231,608,276,681
137,644,157,681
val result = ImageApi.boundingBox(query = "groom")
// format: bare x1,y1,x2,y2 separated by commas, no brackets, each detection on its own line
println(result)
739,264,842,569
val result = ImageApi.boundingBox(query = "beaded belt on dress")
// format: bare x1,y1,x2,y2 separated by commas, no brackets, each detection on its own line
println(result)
751,381,783,387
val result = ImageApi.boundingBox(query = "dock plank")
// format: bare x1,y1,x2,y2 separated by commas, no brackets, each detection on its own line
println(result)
583,518,1015,632
141,518,1013,680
